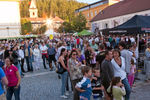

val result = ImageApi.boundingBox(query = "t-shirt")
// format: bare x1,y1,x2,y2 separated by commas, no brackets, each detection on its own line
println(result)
77,55,85,64
0,68,5,95
76,77,92,100
40,45,48,54
91,76,103,97
3,65,18,87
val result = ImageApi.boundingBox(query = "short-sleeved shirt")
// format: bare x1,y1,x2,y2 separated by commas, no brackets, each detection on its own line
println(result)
3,65,18,87
77,55,85,63
76,77,92,100
0,68,5,95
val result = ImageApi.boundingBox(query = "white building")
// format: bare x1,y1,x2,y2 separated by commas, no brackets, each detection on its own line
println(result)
91,0,150,32
0,0,21,37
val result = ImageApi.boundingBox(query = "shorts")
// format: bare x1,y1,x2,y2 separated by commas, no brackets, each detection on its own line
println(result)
48,55,56,63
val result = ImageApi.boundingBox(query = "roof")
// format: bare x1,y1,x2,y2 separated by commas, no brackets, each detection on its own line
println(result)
53,16,64,23
75,0,107,11
91,0,150,22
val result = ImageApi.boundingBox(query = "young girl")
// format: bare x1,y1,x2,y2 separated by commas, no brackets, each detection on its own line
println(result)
107,77,126,100
128,58,136,88
75,66,92,100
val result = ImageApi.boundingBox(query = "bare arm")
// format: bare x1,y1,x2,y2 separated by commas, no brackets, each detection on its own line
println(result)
1,76,8,86
59,57,68,70
15,71,21,88
75,86,85,92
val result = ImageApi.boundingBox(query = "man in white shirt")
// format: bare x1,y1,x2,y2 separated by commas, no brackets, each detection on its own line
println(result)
40,42,48,69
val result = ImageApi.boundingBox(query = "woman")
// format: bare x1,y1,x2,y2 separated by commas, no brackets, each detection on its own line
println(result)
3,57,21,100
33,44,41,70
111,49,131,100
58,48,68,99
68,50,83,100
77,49,86,65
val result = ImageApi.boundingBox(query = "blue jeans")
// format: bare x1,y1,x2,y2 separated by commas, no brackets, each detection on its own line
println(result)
15,63,21,75
6,85,20,100
122,78,131,100
42,54,47,69
61,71,68,95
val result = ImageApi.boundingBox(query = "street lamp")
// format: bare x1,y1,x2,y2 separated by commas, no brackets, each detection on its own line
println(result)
6,27,9,36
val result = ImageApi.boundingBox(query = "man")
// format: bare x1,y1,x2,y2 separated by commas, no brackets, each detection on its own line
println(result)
90,40,98,51
0,67,8,100
47,43,56,71
40,42,48,69
25,43,33,72
119,41,133,74
101,50,114,100
96,44,106,70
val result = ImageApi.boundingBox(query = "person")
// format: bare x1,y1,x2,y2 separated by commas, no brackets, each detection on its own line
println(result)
3,57,21,100
111,49,131,100
91,68,104,100
18,46,25,73
33,44,41,70
0,67,8,100
101,50,114,100
96,44,105,70
144,43,150,82
77,49,86,65
89,48,96,69
58,48,68,99
119,41,133,74
24,43,33,72
40,42,48,69
107,77,126,100
127,58,136,88
75,66,92,100
90,40,98,51
68,50,83,100
47,43,56,71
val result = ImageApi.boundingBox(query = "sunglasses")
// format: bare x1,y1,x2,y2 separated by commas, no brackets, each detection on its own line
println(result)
72,54,77,56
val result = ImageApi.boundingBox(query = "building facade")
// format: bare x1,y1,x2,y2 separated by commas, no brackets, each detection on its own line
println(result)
75,0,121,28
91,0,150,33
0,0,21,37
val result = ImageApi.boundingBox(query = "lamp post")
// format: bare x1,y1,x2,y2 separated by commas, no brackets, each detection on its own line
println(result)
6,27,9,37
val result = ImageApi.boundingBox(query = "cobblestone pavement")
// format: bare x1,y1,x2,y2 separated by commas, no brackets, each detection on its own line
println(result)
11,60,150,100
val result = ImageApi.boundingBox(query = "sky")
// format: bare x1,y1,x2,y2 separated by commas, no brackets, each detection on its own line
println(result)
77,0,101,4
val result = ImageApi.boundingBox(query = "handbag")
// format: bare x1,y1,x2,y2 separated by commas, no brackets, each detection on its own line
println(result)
56,62,65,74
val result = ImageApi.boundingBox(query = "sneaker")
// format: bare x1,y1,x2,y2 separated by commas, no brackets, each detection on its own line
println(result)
60,95,68,99
65,91,69,96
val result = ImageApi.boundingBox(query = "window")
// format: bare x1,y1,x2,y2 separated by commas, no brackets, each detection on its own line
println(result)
105,23,108,28
95,11,97,16
87,13,89,18
33,12,35,16
91,12,93,18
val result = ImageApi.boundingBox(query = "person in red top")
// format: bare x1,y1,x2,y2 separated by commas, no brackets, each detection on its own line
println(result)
3,57,21,100
76,37,80,49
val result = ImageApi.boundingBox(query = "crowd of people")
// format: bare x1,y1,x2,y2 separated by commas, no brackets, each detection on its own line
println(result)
0,34,149,100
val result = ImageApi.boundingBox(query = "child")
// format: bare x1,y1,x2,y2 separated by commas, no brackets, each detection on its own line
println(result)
91,68,104,100
75,66,92,100
107,77,126,100
128,58,136,88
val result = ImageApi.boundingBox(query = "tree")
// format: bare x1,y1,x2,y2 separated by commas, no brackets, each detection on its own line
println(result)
73,13,87,32
21,19,32,35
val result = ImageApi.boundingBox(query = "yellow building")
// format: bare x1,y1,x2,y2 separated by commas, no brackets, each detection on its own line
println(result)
75,0,121,28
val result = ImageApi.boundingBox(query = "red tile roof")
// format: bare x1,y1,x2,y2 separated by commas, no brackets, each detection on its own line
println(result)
91,0,150,22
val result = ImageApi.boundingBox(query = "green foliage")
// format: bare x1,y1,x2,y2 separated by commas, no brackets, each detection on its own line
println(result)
73,13,87,32
32,25,47,34
21,19,32,35
20,0,87,22
58,13,87,33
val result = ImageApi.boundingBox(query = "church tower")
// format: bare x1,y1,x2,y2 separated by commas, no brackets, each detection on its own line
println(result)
29,0,38,18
